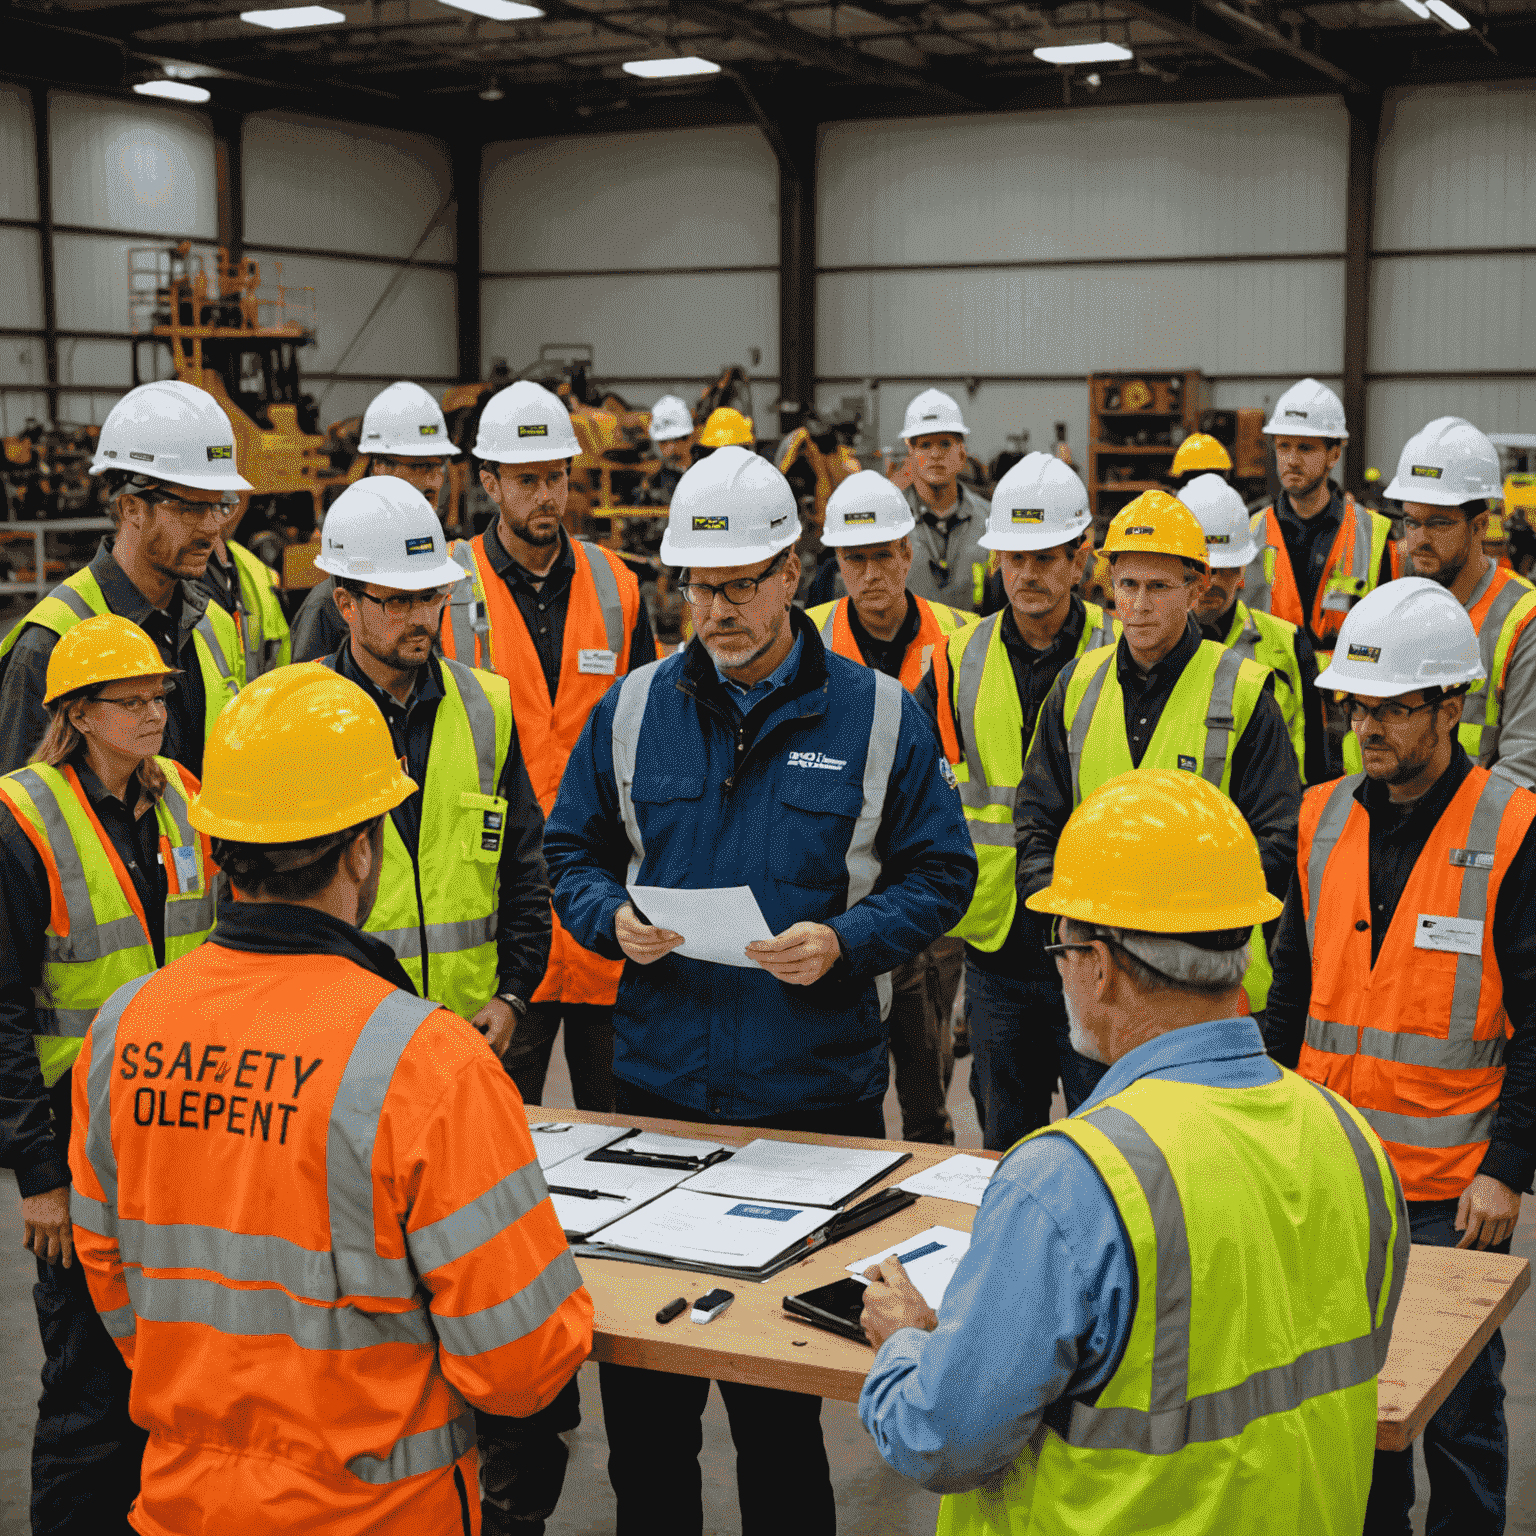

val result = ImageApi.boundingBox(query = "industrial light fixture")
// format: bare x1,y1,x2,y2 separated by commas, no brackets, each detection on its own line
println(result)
1425,0,1471,26
1394,0,1432,15
134,79,212,102
441,0,545,18
1032,40,1133,63
479,78,507,100
621,56,721,77
240,5,346,28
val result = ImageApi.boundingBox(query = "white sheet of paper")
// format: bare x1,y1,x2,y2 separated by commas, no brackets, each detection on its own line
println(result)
682,1138,907,1208
588,1189,827,1269
627,884,774,968
547,1161,691,1240
528,1121,631,1173
845,1225,971,1310
897,1154,997,1208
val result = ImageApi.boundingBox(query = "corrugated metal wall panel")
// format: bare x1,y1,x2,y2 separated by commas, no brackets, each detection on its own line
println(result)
0,226,44,330
52,231,195,332
818,98,1349,268
243,113,454,261
0,83,38,222
1368,253,1535,374
57,337,132,388
482,271,778,382
1376,82,1536,251
0,392,50,434
481,127,777,273
48,93,215,237
1368,378,1536,478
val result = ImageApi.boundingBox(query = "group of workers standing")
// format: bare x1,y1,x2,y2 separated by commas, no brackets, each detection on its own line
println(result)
0,357,1528,1536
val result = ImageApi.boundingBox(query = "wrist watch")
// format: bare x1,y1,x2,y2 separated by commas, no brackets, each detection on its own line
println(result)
497,992,529,1018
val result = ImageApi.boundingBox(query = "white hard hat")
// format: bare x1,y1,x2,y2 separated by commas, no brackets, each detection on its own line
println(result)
358,381,459,459
1177,473,1260,568
980,453,1090,551
1263,378,1349,441
313,476,467,591
1315,577,1485,698
89,380,253,493
1385,417,1502,507
659,445,800,568
649,394,694,445
902,388,968,442
472,379,581,464
821,470,916,547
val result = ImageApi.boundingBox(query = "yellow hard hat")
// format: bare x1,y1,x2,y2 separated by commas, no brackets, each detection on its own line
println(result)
44,614,180,704
1026,769,1282,932
1103,490,1209,568
189,664,416,843
698,407,755,449
1170,433,1232,476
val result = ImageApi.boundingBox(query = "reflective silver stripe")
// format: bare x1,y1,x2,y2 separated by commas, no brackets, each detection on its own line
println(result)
194,613,236,694
1304,1015,1506,1071
327,991,443,1300
1228,614,1262,664
44,912,151,966
1304,775,1363,950
611,662,662,887
408,1158,550,1275
39,1004,98,1038
1463,576,1529,744
83,973,157,1210
444,657,498,798
1067,654,1114,808
9,768,115,962
119,1219,365,1302
845,672,902,907
1085,618,1116,652
346,1409,477,1486
433,1246,584,1358
54,583,97,622
968,821,1017,848
1358,1103,1497,1149
578,540,625,658
1448,771,1518,1041
1243,513,1273,614
447,544,485,667
955,614,1002,798
818,609,836,644
1200,645,1242,788
97,1303,137,1339
1349,501,1373,584
371,914,498,962
70,1188,116,1238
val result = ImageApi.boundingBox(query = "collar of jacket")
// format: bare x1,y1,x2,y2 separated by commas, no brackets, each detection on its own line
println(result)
334,638,445,716
1275,483,1345,536
908,481,980,528
677,604,830,727
208,900,419,992
91,537,212,647
1115,613,1201,685
483,518,576,591
1001,592,1087,661
1357,740,1473,834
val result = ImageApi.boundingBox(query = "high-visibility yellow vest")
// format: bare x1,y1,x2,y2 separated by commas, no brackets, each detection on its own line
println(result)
941,604,1118,951
0,759,215,1087
322,656,514,1020
0,567,244,737
225,540,292,679
938,1067,1404,1536
1218,600,1308,782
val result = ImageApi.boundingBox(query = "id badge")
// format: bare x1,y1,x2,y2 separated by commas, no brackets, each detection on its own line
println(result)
171,844,201,894
578,648,617,676
461,792,510,863
1414,914,1482,956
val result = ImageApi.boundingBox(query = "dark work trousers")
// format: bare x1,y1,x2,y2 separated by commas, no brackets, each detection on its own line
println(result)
501,1003,615,1111
1364,1199,1510,1536
474,1376,582,1536
886,936,964,1144
964,959,1107,1152
599,1078,886,1536
31,1080,145,1536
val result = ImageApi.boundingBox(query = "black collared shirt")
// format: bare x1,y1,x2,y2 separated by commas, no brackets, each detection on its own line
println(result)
1115,616,1203,765
847,592,922,680
0,539,211,777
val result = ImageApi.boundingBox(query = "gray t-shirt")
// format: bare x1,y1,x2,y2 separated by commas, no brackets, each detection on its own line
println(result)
902,482,992,613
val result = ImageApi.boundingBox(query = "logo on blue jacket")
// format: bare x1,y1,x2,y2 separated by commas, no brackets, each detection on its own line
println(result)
788,750,847,772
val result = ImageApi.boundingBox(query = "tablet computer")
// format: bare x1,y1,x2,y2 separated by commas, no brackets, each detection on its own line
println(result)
782,1276,871,1344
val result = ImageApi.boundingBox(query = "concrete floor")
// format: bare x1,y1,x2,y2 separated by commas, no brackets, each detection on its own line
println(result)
2,1032,1530,1534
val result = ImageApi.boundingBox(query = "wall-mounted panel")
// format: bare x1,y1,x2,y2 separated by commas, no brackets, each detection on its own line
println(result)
0,82,39,222
1376,82,1536,251
481,127,777,273
482,271,778,381
49,92,216,237
818,98,1350,269
244,113,453,262
1366,378,1536,482
0,226,44,330
1367,253,1536,374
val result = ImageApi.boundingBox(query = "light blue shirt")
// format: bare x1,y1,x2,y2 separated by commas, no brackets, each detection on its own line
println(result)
858,1016,1281,1492
713,632,803,720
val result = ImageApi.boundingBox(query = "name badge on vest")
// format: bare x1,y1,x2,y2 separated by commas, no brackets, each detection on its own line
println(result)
1450,848,1496,870
1415,914,1482,956
578,648,617,676
1177,754,1197,772
171,844,200,893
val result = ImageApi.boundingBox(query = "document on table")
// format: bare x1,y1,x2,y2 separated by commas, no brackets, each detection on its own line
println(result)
548,1162,692,1241
627,884,774,968
845,1225,972,1310
897,1154,997,1208
587,1189,827,1269
528,1121,632,1173
681,1137,908,1208
589,1130,731,1166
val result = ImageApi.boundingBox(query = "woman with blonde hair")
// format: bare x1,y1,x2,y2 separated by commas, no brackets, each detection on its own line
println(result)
0,612,218,1536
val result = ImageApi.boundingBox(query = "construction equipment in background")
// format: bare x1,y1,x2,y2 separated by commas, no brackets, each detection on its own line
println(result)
1184,407,1268,504
0,422,112,600
1489,433,1536,576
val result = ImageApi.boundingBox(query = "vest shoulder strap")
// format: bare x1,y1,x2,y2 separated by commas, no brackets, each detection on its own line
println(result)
1064,647,1117,806
1302,775,1365,945
438,656,509,798
576,540,627,657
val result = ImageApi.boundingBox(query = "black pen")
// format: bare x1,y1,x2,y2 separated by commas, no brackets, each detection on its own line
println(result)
549,1185,627,1201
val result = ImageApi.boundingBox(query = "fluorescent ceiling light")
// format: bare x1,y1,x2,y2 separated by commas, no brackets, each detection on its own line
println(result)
622,56,721,77
1033,40,1133,63
240,6,346,28
1424,0,1471,25
1395,0,1432,14
134,80,212,102
441,0,545,18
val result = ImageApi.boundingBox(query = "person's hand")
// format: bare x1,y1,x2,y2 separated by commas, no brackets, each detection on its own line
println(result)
1456,1174,1522,1250
860,1257,937,1349
615,903,684,965
746,922,841,985
21,1185,73,1268
469,997,519,1056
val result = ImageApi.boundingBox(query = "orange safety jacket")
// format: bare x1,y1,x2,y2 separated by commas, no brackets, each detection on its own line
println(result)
440,533,642,1005
1295,767,1536,1201
68,942,593,1536
814,594,973,694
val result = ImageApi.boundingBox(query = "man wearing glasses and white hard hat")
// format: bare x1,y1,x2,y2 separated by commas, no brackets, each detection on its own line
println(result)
898,388,992,613
542,444,976,1536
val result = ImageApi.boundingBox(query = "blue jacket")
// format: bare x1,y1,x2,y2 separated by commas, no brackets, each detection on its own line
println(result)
544,609,976,1120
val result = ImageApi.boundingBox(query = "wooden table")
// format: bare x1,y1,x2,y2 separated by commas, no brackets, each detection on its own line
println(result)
555,1109,1529,1447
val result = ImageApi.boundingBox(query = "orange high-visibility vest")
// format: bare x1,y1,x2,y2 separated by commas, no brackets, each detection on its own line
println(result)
1295,767,1536,1200
68,943,592,1536
441,532,642,1005
813,595,975,694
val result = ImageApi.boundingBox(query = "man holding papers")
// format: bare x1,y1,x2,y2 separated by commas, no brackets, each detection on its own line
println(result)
543,446,975,1536
858,771,1408,1536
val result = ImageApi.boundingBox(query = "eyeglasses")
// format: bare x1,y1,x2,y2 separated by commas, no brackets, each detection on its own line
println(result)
1042,914,1097,961
1401,514,1469,536
680,553,787,607
355,587,452,620
1346,698,1441,727
143,491,239,520
92,682,176,718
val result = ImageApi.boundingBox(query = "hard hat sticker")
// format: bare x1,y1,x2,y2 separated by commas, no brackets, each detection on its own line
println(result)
130,451,155,462
1285,408,1309,419
843,511,878,525
1011,508,1046,523
1347,643,1382,663
1207,533,1231,545
404,536,436,557
693,515,729,531
518,424,548,438
1412,464,1444,479
419,424,440,436
206,445,233,461
1125,525,1155,536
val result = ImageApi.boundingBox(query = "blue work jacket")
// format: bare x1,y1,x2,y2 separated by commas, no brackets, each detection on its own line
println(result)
544,609,976,1120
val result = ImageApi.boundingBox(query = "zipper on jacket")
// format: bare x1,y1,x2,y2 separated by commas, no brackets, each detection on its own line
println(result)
410,850,429,999
452,1464,472,1535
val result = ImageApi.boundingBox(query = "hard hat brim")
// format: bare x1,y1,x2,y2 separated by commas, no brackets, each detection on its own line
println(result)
313,553,468,590
1204,539,1261,569
471,443,578,465
189,773,418,843
1313,657,1486,697
650,427,693,444
363,442,462,459
903,428,969,445
1024,883,1282,930
659,527,800,569
43,660,182,706
89,464,256,493
978,515,1091,552
1383,475,1484,506
820,512,917,547
1261,422,1349,442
